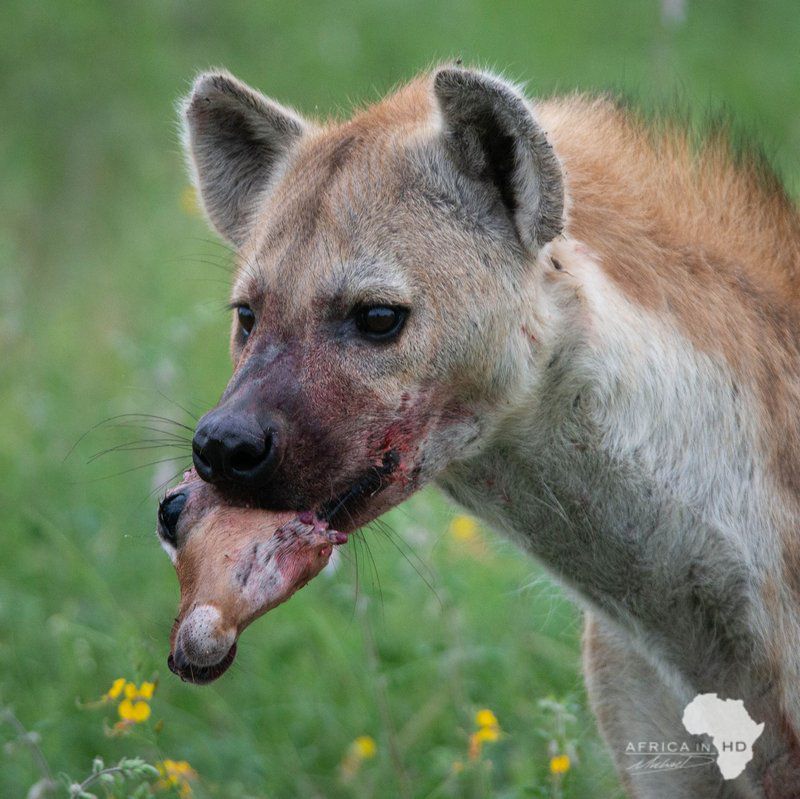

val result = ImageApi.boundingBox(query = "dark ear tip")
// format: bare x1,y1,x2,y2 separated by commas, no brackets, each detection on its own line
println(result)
433,67,460,84
432,67,522,110
192,69,234,91
184,74,222,118
184,71,240,114
432,67,473,97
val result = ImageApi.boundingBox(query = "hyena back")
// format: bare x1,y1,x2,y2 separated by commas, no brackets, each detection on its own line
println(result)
180,66,800,797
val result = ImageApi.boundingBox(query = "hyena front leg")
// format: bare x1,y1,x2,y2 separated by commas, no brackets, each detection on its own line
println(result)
583,614,756,799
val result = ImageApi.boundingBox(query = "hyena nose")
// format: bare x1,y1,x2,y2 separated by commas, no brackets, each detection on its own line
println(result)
192,409,280,488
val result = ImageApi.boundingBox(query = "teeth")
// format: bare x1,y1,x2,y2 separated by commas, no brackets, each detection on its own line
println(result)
328,530,348,545
298,511,330,532
287,511,344,548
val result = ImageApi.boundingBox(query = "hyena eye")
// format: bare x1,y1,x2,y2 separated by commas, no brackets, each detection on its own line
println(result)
354,305,408,342
236,305,256,340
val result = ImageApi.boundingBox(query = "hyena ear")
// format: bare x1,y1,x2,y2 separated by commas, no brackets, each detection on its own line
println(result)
432,67,564,249
181,71,309,247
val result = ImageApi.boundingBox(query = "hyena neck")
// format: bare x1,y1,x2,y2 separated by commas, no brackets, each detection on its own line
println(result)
438,238,800,719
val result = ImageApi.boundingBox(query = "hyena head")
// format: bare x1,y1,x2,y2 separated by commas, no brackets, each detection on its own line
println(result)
182,65,564,530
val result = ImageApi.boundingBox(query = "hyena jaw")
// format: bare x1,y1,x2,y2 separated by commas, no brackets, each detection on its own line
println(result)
438,239,800,797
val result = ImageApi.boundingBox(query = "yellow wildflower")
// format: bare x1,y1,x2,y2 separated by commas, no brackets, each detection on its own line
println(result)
340,735,377,781
468,707,502,760
118,698,151,723
155,760,197,797
473,725,500,743
120,680,155,702
101,678,156,727
475,708,499,729
138,681,155,700
550,754,571,774
352,735,377,759
449,514,479,541
105,678,126,701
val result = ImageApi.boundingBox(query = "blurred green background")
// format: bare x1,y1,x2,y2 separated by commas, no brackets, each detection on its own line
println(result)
1,1,798,797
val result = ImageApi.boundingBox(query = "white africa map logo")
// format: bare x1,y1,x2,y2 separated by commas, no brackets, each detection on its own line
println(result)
682,693,764,779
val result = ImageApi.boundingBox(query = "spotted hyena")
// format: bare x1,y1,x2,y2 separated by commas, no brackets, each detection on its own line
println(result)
174,65,800,797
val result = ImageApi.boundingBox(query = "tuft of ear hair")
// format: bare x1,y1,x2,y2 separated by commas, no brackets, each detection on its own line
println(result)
432,67,564,250
181,71,310,247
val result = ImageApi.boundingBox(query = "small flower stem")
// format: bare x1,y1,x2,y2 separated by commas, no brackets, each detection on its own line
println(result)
1,707,55,788
69,766,130,797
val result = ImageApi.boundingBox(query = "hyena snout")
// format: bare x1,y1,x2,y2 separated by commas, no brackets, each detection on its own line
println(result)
192,404,283,489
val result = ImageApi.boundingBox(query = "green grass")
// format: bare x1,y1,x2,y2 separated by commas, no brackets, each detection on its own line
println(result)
1,1,798,796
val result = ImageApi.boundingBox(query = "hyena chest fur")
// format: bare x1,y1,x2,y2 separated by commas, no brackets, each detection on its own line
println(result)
440,377,756,684
438,250,796,713
437,246,800,794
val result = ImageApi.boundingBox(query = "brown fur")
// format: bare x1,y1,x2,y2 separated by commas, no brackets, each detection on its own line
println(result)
537,97,800,507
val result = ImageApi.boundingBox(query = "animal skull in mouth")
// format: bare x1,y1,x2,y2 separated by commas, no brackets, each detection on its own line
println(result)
157,469,346,684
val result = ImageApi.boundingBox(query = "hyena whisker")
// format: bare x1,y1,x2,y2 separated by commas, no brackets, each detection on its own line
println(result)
77,456,192,484
350,526,361,612
171,254,236,278
104,423,191,442
63,418,113,462
171,255,235,274
65,413,191,462
326,472,356,568
352,528,385,612
367,519,442,605
358,526,385,605
379,500,420,527
335,495,373,612
183,397,216,413
86,441,191,465
187,236,237,256
186,278,233,290
184,273,237,289
179,248,235,263
99,413,194,432
104,421,191,440
154,389,200,423
137,464,193,509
